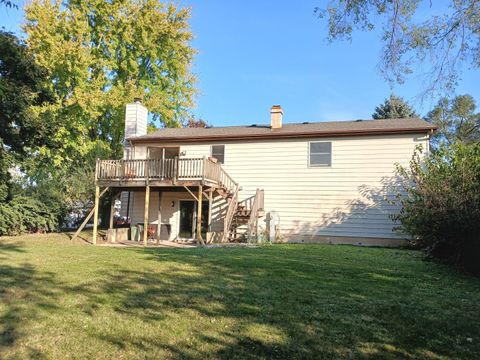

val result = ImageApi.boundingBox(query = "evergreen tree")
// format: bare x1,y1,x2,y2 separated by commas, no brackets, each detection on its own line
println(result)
372,95,418,119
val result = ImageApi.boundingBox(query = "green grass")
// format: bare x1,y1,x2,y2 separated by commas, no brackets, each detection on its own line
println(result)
1,234,479,359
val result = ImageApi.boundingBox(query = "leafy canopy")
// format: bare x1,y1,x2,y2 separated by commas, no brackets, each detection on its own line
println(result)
372,94,418,119
393,143,480,274
24,0,196,164
0,30,54,201
316,1,480,96
183,115,209,128
425,94,480,147
0,196,58,236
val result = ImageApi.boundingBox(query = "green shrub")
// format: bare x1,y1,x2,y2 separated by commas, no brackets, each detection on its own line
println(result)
0,196,58,236
393,143,480,275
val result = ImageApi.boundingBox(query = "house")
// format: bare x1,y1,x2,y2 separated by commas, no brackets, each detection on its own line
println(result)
92,100,435,246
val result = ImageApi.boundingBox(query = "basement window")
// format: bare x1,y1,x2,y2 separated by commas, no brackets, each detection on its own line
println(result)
211,145,225,164
309,142,332,167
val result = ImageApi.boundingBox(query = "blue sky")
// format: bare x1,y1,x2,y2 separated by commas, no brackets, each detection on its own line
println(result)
2,0,479,126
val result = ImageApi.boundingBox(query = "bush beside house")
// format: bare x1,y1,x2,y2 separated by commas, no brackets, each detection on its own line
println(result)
0,196,58,236
393,143,480,275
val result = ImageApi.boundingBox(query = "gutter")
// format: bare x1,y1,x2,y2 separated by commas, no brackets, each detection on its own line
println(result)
128,126,437,144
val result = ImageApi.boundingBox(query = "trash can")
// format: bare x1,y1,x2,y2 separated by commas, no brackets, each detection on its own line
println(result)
130,225,140,241
137,223,145,241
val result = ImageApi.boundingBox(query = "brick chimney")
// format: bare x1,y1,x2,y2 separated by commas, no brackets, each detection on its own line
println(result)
270,105,283,129
124,98,148,159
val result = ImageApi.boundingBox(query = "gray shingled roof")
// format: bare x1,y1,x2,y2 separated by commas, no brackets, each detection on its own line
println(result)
130,118,435,142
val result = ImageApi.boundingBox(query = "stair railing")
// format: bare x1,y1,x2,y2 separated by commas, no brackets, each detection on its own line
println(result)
223,184,239,242
247,189,264,242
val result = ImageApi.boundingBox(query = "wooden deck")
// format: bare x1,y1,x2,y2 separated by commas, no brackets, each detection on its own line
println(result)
90,157,240,246
89,157,263,246
95,157,237,191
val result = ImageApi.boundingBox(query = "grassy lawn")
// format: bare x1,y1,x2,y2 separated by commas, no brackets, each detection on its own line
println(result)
1,234,479,359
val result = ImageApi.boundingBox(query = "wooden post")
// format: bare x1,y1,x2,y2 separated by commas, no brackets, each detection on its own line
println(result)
173,156,178,185
109,192,116,230
208,190,213,232
196,185,204,245
157,191,163,244
143,186,150,246
202,155,207,182
93,185,100,245
71,187,109,243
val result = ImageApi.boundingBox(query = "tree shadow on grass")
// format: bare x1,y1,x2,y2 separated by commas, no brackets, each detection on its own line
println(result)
1,240,479,359
67,246,480,359
0,242,59,358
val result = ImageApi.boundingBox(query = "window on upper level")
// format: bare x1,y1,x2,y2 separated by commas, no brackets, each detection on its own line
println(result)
211,145,225,164
309,142,332,167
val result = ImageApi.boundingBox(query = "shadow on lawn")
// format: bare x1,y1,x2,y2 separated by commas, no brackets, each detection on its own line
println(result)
0,242,59,358
1,242,478,359
66,247,478,359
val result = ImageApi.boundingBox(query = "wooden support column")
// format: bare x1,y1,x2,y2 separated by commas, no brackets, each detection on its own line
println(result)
143,185,150,246
196,185,204,245
208,191,213,232
157,191,163,244
71,187,108,243
109,191,116,230
92,185,100,245
206,190,213,244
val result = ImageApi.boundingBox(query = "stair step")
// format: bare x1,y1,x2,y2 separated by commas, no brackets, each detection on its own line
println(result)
234,213,249,217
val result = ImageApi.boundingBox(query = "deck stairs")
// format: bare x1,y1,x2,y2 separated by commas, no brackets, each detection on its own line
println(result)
216,187,265,242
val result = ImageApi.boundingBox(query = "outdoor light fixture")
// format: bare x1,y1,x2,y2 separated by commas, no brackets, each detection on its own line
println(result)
171,201,175,207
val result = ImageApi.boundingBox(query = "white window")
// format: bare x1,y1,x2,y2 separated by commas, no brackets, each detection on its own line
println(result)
309,142,332,167
211,145,225,164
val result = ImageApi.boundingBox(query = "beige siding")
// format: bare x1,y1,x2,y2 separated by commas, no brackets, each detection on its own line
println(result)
127,191,183,241
130,133,429,240
126,190,225,240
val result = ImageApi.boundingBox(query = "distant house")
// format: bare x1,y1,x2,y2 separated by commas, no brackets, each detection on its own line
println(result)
93,100,435,246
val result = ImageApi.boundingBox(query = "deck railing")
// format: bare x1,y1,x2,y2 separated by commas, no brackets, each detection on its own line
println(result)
96,157,237,193
223,184,239,242
247,189,264,242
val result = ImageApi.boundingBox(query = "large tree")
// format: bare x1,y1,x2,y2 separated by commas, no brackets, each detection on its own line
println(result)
372,94,418,119
316,1,480,96
0,30,54,201
24,0,196,165
425,94,480,147
0,31,65,234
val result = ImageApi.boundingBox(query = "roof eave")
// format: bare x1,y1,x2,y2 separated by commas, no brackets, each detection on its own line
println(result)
128,126,437,144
